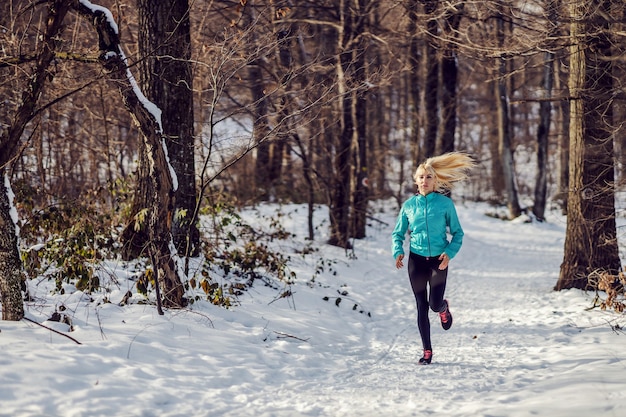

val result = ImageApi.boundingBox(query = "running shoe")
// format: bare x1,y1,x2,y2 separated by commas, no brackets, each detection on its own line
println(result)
419,349,432,365
439,299,453,330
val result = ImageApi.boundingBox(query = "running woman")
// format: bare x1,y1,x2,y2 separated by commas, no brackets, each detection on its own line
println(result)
392,152,475,364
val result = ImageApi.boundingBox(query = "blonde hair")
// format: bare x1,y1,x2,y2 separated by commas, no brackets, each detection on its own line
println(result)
414,152,475,192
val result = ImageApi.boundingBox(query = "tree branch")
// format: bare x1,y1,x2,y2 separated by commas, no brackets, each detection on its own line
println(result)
23,317,82,345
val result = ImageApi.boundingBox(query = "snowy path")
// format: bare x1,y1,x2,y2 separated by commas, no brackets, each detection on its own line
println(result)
1,202,625,417
209,204,625,417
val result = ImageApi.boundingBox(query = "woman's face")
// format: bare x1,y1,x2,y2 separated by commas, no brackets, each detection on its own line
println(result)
415,167,436,195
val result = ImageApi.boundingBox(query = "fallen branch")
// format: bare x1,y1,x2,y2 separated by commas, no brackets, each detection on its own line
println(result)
273,331,310,342
23,317,82,345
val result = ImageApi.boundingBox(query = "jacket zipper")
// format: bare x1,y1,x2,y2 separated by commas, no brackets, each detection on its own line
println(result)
424,195,432,257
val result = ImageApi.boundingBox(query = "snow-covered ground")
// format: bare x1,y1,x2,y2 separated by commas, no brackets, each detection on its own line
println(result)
1,201,624,417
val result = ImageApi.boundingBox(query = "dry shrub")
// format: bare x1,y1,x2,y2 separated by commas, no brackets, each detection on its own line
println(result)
588,270,626,313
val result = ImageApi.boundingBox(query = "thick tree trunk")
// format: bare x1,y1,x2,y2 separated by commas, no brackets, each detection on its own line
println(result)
122,0,199,258
73,0,185,309
556,0,620,291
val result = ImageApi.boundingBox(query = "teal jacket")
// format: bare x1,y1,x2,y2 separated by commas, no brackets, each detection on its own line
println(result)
391,192,464,260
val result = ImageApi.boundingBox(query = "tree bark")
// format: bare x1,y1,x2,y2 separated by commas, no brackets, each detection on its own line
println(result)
533,1,559,221
0,172,25,321
73,0,186,309
352,0,369,240
438,3,463,156
532,50,553,222
407,0,421,166
122,0,199,258
556,0,620,291
421,0,438,159
328,0,354,248
495,11,521,219
242,1,273,201
0,0,71,321
554,47,570,213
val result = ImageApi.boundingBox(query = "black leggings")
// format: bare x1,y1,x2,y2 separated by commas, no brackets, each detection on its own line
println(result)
408,252,448,351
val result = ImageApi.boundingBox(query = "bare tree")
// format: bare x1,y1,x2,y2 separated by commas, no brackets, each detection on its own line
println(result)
556,0,621,290
438,2,464,156
328,0,355,248
67,1,186,309
406,0,421,166
0,0,72,320
554,47,571,212
533,0,559,222
0,176,24,320
352,0,370,239
242,1,274,200
494,3,521,218
421,0,438,159
121,0,199,259
532,47,553,222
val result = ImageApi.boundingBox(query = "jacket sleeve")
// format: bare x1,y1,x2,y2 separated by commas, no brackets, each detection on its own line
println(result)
391,207,409,259
444,202,464,259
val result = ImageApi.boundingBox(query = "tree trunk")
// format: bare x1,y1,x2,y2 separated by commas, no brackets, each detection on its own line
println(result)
556,0,620,291
73,0,186,309
314,22,338,235
0,0,71,321
533,50,554,221
438,3,463,156
533,1,559,221
407,0,421,166
120,146,153,259
614,4,626,187
352,0,369,240
555,48,570,213
0,172,25,321
328,0,353,248
124,0,199,258
495,13,521,219
272,5,295,199
242,1,273,201
366,7,388,200
487,95,505,198
421,0,438,159
279,6,317,240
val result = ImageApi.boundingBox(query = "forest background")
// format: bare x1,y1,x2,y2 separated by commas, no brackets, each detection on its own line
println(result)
1,0,626,320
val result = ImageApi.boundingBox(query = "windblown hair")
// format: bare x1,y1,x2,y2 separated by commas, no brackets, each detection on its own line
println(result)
414,152,476,192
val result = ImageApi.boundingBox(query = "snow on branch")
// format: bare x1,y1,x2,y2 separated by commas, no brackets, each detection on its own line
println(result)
78,0,119,34
73,0,178,191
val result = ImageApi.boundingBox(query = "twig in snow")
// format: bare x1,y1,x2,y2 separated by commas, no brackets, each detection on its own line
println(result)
22,317,82,345
273,331,310,342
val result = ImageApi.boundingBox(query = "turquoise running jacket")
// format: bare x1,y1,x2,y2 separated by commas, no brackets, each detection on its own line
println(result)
391,192,464,260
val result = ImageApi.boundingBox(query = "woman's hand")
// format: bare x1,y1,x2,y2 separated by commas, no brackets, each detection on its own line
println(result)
438,253,450,270
395,254,404,269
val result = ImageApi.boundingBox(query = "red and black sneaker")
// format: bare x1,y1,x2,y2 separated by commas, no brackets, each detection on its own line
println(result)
439,299,453,330
419,349,432,365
